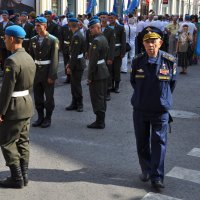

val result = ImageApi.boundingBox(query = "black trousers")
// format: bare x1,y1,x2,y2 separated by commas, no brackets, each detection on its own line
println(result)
89,79,107,114
33,81,55,113
70,70,84,106
112,56,122,82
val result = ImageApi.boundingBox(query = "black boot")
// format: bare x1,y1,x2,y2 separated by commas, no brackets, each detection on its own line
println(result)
32,110,44,127
87,112,105,129
20,160,28,186
106,89,111,101
65,99,77,111
111,80,115,92
114,81,120,93
41,111,52,128
0,165,24,188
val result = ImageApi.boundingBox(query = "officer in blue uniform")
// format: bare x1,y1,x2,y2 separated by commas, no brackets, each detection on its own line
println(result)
130,26,177,189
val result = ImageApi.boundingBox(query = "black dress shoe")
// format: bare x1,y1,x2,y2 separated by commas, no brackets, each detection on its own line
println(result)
87,122,105,129
139,173,150,182
32,117,44,127
151,180,165,189
106,94,111,101
65,104,77,111
40,118,51,128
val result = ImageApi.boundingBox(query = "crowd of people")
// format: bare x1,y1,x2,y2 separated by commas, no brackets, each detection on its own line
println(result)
0,7,198,190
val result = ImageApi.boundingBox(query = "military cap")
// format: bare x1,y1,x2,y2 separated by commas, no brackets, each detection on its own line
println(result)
109,12,117,17
5,25,26,39
2,10,9,15
66,12,74,18
141,26,163,41
44,10,52,15
88,19,100,27
98,11,109,16
90,15,99,20
68,18,79,23
21,11,28,16
35,17,47,23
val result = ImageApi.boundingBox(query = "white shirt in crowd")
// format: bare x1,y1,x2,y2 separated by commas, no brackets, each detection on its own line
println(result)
136,20,145,33
179,21,197,35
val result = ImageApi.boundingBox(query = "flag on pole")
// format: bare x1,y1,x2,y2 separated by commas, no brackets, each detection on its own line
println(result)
86,0,97,14
112,0,117,14
127,0,131,9
127,0,140,13
121,0,125,17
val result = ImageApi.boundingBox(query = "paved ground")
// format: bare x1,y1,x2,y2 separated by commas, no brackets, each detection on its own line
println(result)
0,59,200,200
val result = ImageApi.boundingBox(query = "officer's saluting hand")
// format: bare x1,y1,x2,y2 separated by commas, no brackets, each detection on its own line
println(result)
130,26,177,189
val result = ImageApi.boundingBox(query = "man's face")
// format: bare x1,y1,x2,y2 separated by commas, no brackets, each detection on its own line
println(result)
4,35,13,51
143,38,163,57
108,16,115,25
20,15,27,22
89,23,100,36
35,23,47,34
2,14,9,21
99,15,108,24
45,15,52,22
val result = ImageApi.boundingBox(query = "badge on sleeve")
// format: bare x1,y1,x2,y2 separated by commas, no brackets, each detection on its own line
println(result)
5,66,11,72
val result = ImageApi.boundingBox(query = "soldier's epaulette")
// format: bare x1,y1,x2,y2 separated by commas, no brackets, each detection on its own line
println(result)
162,53,176,62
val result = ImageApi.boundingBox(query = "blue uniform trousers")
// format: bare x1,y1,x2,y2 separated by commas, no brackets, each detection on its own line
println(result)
133,110,169,181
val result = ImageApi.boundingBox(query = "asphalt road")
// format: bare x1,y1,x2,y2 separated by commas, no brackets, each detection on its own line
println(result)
0,59,200,200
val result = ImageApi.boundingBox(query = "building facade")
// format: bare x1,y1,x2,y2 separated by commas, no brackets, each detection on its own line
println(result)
35,0,199,17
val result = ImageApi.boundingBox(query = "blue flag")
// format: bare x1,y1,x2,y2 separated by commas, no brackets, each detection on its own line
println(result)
121,0,125,17
112,0,117,14
86,0,97,14
127,0,140,13
127,0,131,9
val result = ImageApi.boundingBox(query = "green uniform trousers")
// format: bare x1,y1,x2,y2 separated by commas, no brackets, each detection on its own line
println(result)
0,118,30,166
89,79,107,114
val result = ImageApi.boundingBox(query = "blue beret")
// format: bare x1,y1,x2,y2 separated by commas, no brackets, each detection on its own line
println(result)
90,15,99,20
68,18,79,23
141,26,163,41
109,12,117,16
98,11,108,16
88,19,100,27
5,25,26,39
44,10,52,15
21,11,28,16
66,12,74,18
35,17,47,23
2,10,9,15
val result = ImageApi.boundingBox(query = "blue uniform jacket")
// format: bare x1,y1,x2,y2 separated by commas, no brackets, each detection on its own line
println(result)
130,50,177,113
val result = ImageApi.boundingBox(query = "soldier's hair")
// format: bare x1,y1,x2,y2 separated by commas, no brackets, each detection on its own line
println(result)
14,37,23,44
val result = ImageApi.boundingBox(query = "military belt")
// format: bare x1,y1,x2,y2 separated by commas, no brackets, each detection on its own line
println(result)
77,53,83,59
12,90,29,97
64,41,70,45
97,59,105,64
23,38,30,41
35,60,51,65
115,43,121,47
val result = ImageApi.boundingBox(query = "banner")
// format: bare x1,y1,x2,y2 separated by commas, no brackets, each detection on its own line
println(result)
112,0,117,14
86,0,97,14
127,0,140,13
0,0,35,13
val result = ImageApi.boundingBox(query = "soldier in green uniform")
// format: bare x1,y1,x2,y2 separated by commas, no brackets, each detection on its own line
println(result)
99,11,115,101
60,12,74,84
29,17,59,128
44,10,60,39
20,11,35,53
0,25,36,188
65,18,86,112
108,12,126,93
0,10,14,71
87,19,109,129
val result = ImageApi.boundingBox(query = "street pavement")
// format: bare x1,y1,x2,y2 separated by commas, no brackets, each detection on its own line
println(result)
0,59,200,200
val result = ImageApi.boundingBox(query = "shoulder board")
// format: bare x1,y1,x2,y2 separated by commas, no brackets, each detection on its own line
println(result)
162,53,176,62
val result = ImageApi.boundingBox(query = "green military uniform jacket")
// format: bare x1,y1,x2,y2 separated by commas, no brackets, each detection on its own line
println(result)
86,29,94,54
29,32,59,82
47,21,60,39
102,26,115,61
0,21,14,49
69,29,86,71
21,21,35,52
113,23,126,57
88,33,109,81
0,48,36,120
60,24,73,54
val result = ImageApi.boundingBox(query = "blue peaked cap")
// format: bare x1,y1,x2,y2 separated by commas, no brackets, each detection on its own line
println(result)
68,18,79,23
35,17,47,23
88,19,100,27
5,25,26,39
